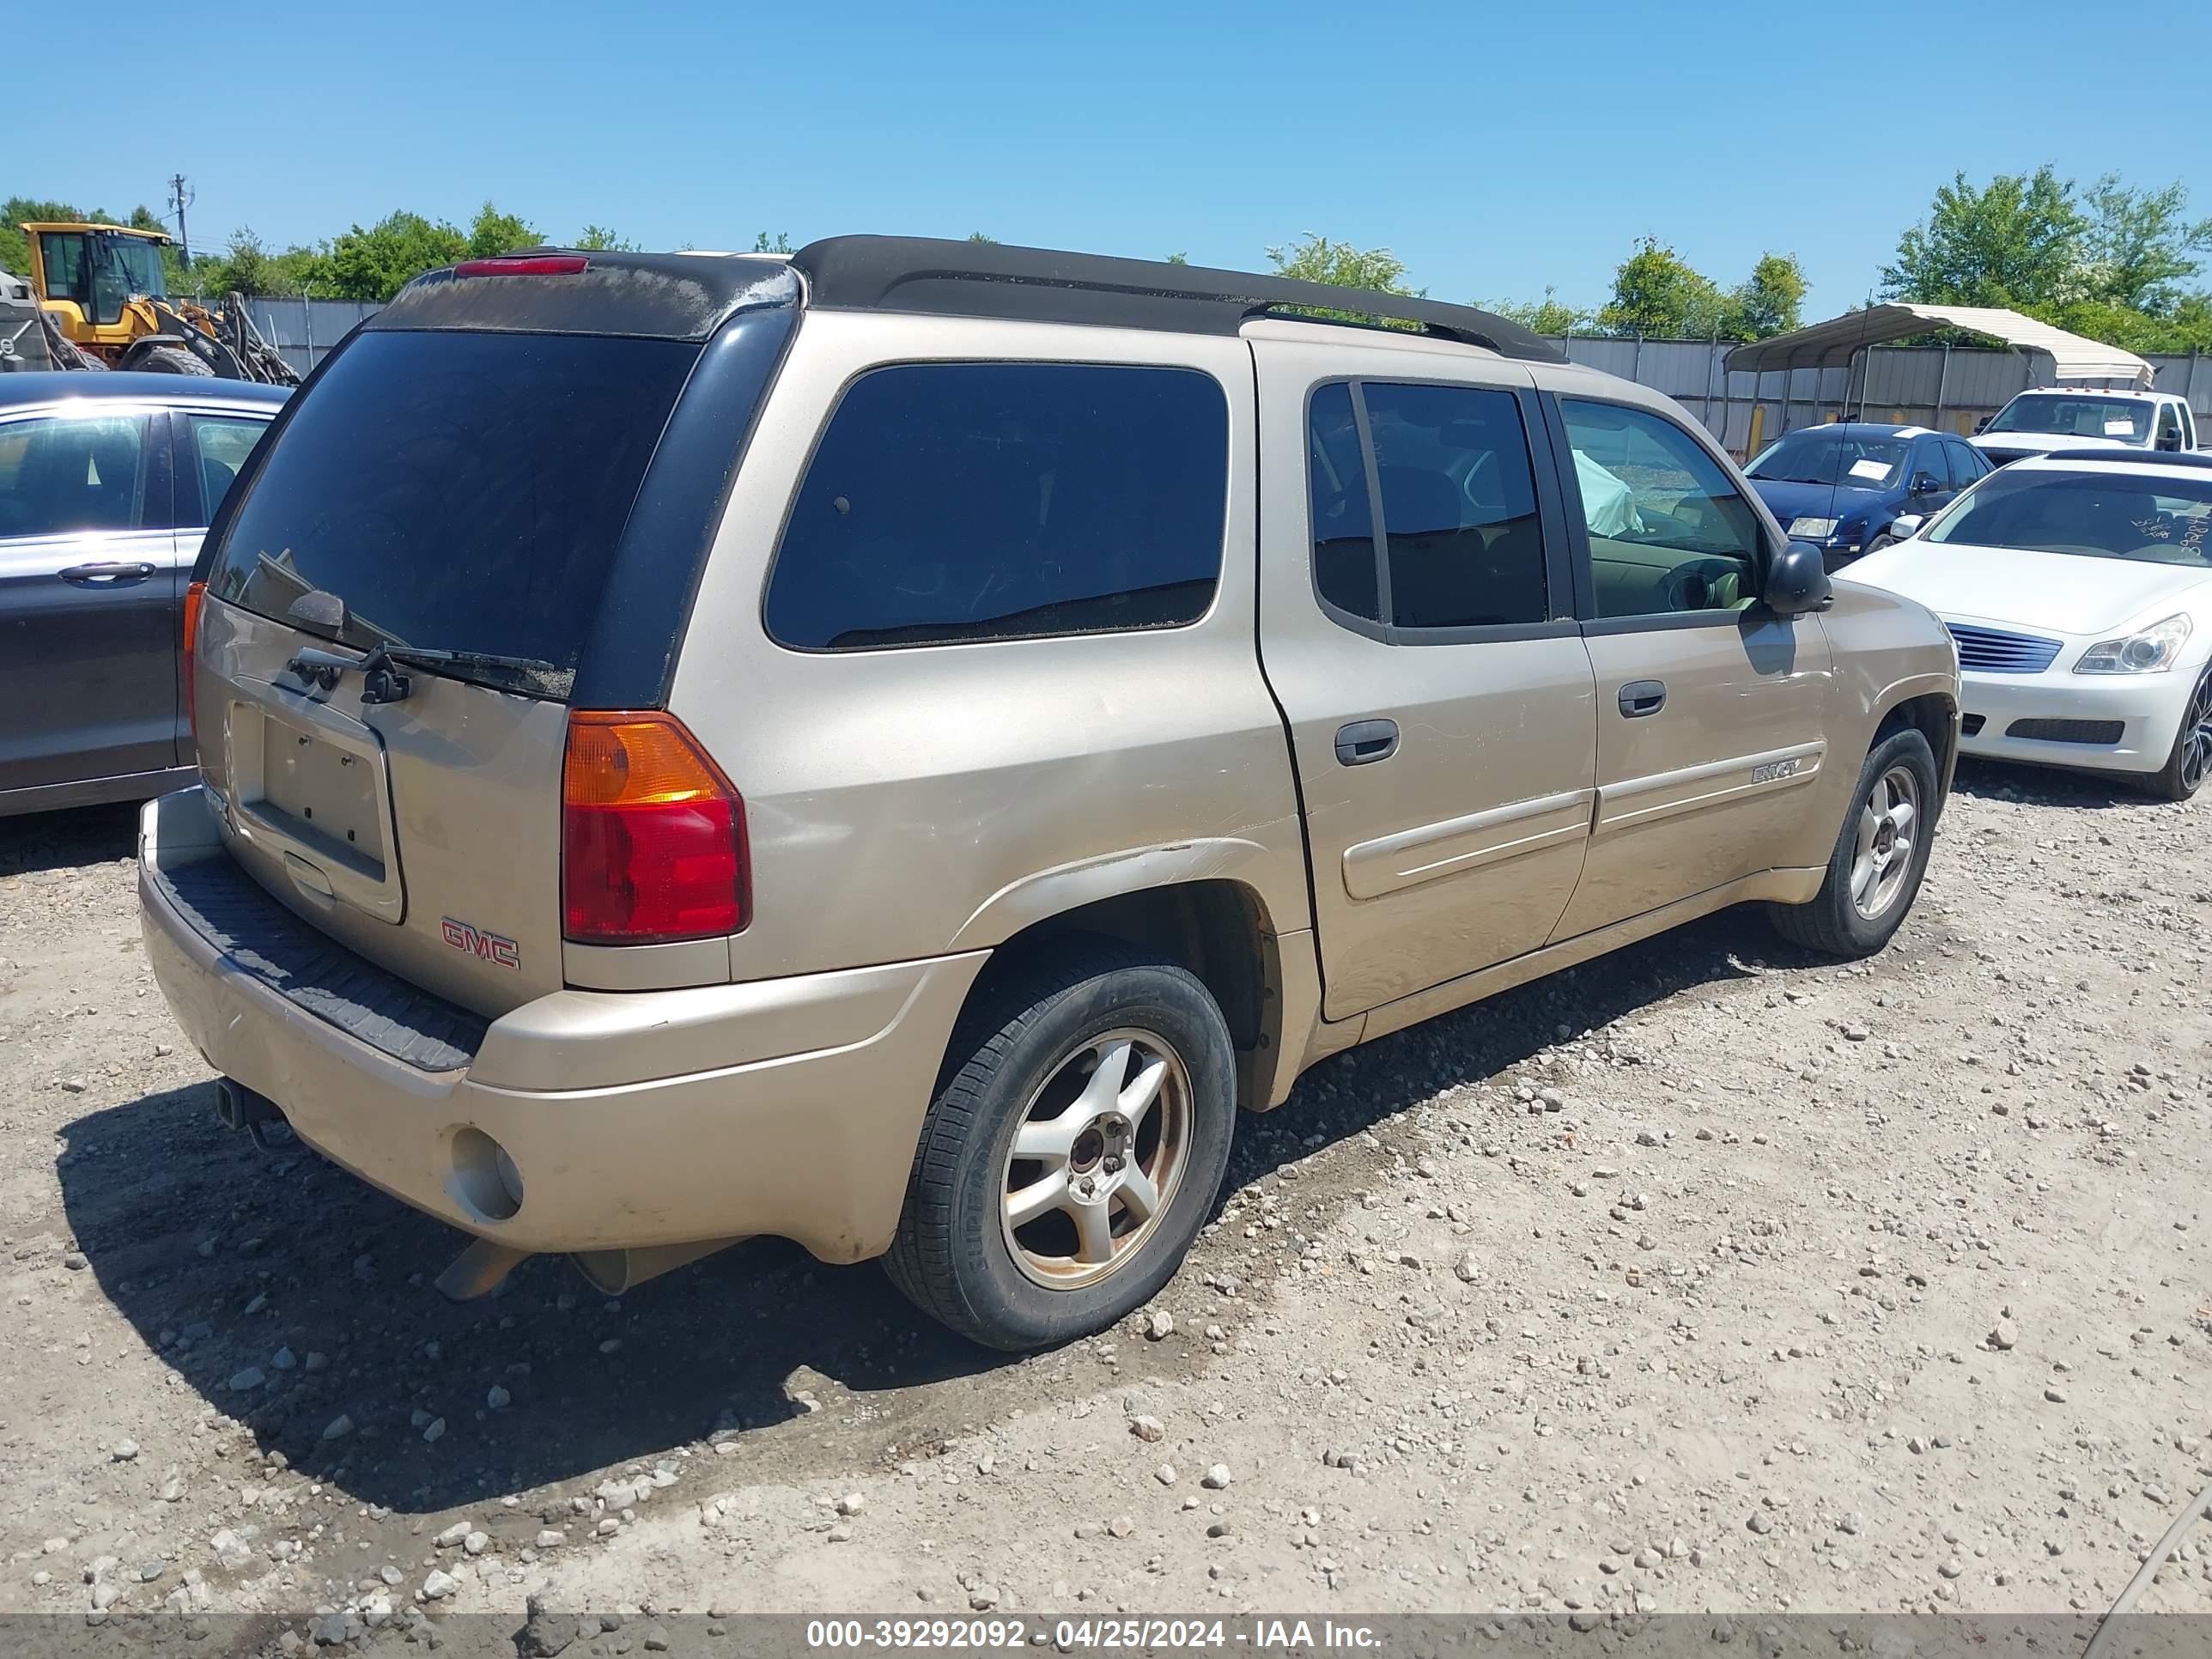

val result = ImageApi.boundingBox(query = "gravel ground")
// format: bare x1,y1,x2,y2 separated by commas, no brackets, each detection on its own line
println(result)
1,760,2208,1652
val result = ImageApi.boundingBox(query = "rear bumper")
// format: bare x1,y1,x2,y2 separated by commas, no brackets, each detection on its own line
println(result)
138,789,988,1261
1955,668,2190,775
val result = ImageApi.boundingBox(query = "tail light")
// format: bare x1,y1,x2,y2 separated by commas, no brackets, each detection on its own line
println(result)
182,580,205,755
562,711,747,945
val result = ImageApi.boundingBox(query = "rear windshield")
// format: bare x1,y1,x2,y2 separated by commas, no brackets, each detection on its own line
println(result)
205,330,700,697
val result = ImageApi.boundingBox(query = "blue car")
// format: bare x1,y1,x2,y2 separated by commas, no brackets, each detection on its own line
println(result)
1743,422,1994,568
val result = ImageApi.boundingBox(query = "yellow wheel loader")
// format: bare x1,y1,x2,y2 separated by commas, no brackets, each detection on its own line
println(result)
3,222,298,384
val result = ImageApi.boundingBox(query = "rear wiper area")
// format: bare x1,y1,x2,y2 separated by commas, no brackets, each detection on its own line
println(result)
285,641,566,704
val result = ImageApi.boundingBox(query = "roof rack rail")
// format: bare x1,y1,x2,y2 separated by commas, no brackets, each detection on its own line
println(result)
789,235,1564,363
2037,448,2212,470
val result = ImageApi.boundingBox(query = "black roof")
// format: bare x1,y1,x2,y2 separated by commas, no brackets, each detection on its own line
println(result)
368,236,1563,360
0,371,291,412
791,235,1563,362
2035,448,2212,471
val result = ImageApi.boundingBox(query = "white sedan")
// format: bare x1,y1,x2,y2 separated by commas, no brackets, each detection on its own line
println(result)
1845,453,2212,799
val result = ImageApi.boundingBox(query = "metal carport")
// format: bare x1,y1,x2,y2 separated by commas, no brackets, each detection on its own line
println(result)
1724,304,2154,442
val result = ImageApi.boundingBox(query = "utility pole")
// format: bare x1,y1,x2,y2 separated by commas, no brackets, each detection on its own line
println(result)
168,174,193,268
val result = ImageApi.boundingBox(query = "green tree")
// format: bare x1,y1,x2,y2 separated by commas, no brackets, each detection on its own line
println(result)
1487,287,1592,335
1729,252,1807,338
191,227,278,297
752,231,793,254
465,202,538,258
2078,176,2212,313
1881,167,2085,308
576,224,637,252
1267,232,1413,295
1165,251,1189,265
1597,236,1729,337
321,210,469,301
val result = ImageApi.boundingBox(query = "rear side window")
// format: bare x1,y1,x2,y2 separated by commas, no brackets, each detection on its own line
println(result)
183,415,269,527
1304,380,1549,632
206,330,701,695
766,362,1228,650
1365,382,1546,629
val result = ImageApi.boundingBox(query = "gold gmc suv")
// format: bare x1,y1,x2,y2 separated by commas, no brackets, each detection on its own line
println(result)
139,238,1960,1350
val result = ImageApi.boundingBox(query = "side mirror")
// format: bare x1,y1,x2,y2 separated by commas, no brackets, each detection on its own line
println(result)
1888,514,1924,540
1767,540,1834,617
2156,432,2182,453
1974,416,1990,434
1911,471,1942,495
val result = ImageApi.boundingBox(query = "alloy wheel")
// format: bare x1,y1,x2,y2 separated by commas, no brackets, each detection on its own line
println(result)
1000,1028,1192,1291
1850,764,1921,921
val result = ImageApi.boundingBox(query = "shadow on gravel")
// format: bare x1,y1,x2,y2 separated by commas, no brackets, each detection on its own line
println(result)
58,898,1781,1515
1228,905,1780,1197
1950,755,2156,811
0,801,140,876
57,1079,1003,1513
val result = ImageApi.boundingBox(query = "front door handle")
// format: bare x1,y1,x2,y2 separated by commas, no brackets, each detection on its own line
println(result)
58,561,158,586
1334,718,1400,766
1618,679,1667,718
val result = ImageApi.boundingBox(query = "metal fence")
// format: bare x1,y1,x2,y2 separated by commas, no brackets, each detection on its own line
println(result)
1543,336,2212,458
191,297,381,376
210,298,2212,455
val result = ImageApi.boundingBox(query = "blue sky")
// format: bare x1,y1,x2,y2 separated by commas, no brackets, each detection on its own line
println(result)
28,1,2212,319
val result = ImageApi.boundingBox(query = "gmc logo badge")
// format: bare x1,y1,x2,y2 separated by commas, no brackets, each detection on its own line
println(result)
441,916,520,969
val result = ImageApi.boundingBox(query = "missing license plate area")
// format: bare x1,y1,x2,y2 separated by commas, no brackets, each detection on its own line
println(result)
252,716,389,883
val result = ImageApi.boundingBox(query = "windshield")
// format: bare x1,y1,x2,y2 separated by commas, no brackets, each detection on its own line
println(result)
205,329,702,700
106,235,167,299
1747,430,1909,487
1984,394,2152,442
1925,468,2212,565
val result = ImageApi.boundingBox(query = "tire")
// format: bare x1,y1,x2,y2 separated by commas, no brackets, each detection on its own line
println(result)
884,940,1237,1352
1767,726,1939,957
131,344,214,376
2140,664,2212,802
1863,530,1898,556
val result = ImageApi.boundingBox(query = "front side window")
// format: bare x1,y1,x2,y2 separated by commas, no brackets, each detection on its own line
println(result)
1559,399,1760,619
2155,404,2183,447
0,415,148,539
1925,469,2212,567
767,362,1228,650
1943,441,1985,484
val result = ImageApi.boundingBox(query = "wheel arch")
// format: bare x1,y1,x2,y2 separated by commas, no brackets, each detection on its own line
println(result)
951,876,1297,1115
1870,682,1960,809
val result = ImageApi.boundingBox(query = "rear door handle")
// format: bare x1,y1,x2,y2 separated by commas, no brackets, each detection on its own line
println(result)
58,561,158,586
1334,719,1400,766
1618,679,1667,718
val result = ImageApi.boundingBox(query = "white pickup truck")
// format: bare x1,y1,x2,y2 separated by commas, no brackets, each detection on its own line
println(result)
1971,387,2199,465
